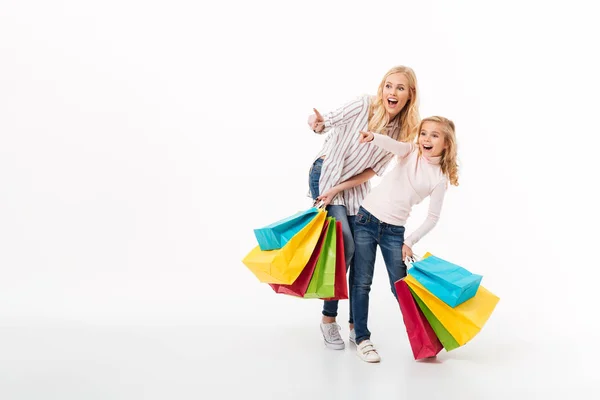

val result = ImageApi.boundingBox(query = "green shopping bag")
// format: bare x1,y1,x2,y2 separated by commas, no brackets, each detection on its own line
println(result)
409,287,460,351
304,217,337,298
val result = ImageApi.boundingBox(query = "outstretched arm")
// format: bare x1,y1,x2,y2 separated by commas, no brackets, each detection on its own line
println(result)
316,168,376,206
404,180,447,249
308,97,365,134
359,131,414,158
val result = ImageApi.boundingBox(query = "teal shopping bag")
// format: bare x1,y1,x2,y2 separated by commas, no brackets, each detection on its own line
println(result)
408,255,482,307
254,207,320,251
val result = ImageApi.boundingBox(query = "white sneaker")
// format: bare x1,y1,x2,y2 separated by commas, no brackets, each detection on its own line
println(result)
320,322,345,350
349,329,356,344
356,340,381,363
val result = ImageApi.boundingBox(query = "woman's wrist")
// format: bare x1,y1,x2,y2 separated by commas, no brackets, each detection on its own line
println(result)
331,185,342,194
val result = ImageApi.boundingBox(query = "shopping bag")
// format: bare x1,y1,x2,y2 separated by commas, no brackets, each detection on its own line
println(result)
408,287,460,351
269,220,330,297
407,251,460,351
405,274,499,346
242,209,327,284
408,254,482,307
254,207,320,251
321,221,348,301
395,279,443,359
303,217,337,299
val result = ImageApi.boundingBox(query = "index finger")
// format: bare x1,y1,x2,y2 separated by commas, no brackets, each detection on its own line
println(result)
313,108,324,120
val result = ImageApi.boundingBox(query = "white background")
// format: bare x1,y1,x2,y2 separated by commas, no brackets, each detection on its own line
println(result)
1,0,599,398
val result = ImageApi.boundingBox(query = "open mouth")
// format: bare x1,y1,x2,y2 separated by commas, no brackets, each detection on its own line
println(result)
387,98,398,107
423,145,433,151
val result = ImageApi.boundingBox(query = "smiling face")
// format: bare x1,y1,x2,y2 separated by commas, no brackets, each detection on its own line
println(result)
418,121,447,157
382,72,411,119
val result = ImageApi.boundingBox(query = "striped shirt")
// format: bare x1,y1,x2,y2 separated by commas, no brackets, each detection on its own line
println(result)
311,95,401,216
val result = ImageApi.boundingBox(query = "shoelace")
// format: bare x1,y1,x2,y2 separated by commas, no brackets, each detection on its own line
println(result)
327,323,342,339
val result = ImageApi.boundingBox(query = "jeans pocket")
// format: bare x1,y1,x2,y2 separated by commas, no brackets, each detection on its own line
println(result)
355,211,367,225
309,158,323,175
312,163,322,174
389,225,405,236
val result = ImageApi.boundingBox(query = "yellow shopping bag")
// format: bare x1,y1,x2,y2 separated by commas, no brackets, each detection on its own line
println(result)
404,273,499,346
242,209,327,284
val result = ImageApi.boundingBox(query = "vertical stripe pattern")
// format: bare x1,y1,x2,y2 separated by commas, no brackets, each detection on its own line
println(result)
310,95,401,216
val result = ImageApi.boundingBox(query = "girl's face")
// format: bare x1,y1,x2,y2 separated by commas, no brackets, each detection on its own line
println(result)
382,72,410,119
419,121,447,157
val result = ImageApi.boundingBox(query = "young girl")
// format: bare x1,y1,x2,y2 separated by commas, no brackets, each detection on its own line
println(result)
351,116,459,362
307,66,420,350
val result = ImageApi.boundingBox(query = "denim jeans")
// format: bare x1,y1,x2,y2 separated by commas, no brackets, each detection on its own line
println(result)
352,206,407,344
309,158,355,322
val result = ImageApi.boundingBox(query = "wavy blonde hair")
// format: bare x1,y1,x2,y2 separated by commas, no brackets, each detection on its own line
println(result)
368,65,420,142
418,116,459,186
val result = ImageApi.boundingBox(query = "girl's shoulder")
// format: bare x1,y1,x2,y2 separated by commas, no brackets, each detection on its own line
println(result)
405,143,419,156
436,171,449,189
394,144,419,163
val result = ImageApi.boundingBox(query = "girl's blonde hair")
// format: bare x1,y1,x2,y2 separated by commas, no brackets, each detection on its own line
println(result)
368,65,420,142
418,116,459,186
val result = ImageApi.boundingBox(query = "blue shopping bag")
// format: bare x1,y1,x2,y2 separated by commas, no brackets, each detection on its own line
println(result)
253,207,320,251
408,254,483,308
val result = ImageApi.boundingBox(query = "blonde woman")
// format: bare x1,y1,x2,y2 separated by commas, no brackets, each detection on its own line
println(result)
351,116,460,363
307,66,420,350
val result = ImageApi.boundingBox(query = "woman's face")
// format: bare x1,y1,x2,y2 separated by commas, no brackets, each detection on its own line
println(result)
382,72,411,119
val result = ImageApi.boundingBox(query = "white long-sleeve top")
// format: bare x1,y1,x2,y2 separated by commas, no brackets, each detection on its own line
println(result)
360,133,448,248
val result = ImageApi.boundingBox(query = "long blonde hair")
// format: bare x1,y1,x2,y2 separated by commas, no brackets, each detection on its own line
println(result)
368,66,420,142
418,116,459,186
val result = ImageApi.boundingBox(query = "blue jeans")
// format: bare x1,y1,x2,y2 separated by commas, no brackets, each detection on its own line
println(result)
352,206,407,344
309,158,355,322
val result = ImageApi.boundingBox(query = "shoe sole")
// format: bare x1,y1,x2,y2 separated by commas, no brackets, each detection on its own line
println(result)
356,352,380,363
324,341,345,350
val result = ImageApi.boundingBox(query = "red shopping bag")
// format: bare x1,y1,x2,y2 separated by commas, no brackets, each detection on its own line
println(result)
269,220,330,297
321,221,348,300
395,279,443,360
